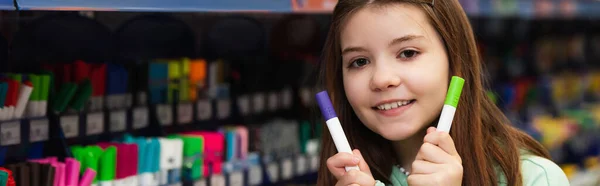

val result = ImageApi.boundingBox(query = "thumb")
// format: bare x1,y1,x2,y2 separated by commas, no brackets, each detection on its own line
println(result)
427,126,437,134
353,149,372,176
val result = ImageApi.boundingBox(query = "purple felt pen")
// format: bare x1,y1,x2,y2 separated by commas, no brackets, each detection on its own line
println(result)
316,91,360,172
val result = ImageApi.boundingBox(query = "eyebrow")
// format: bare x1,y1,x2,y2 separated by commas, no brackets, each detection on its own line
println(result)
341,35,425,56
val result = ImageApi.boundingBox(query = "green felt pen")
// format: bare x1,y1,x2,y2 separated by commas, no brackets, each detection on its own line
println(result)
436,76,465,132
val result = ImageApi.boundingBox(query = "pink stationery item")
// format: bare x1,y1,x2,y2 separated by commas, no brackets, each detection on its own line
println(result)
65,158,81,186
97,143,139,180
52,162,65,186
78,168,97,186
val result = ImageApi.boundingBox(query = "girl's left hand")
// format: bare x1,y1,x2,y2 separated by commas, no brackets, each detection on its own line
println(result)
407,127,463,186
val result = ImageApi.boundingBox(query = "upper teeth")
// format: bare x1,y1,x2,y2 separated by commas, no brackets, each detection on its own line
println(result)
377,101,411,110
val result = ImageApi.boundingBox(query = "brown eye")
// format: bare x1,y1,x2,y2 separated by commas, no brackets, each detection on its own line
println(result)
398,50,419,59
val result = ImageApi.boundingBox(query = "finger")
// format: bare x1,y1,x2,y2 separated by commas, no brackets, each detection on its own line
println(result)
411,159,443,174
427,126,436,134
353,149,372,175
423,130,460,157
335,170,375,186
407,174,435,186
415,142,454,164
327,152,361,179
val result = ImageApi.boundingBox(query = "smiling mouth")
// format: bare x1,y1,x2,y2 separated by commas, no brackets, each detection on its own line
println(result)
372,99,416,111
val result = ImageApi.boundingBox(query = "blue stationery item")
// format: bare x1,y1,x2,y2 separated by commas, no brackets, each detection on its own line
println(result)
149,62,168,104
27,142,45,159
107,63,128,95
124,136,160,185
0,82,7,108
0,147,6,166
226,131,237,162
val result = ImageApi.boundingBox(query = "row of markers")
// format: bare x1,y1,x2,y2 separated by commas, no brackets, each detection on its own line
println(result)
0,73,50,121
0,124,321,186
0,157,97,186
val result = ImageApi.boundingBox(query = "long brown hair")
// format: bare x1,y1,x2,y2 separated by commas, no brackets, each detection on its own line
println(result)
315,0,551,185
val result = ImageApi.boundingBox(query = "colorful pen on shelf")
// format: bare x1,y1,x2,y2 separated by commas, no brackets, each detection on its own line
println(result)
78,168,96,186
315,91,359,172
436,76,465,132
14,81,33,119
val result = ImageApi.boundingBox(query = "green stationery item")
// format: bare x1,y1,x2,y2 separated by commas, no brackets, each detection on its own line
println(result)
40,75,51,101
172,135,204,180
300,121,311,154
99,146,116,182
7,73,22,82
168,61,181,104
86,146,104,183
179,58,190,102
29,74,41,101
0,169,8,186
53,83,78,113
0,170,8,182
70,79,93,111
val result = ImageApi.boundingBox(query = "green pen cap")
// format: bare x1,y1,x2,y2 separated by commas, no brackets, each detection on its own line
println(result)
29,74,41,101
53,83,78,113
99,146,116,181
444,76,465,107
40,75,51,101
70,79,93,111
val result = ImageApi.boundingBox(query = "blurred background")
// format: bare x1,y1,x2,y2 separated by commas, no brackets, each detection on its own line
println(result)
0,0,598,185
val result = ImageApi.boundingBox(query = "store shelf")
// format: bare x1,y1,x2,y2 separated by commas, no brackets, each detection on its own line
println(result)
0,0,14,10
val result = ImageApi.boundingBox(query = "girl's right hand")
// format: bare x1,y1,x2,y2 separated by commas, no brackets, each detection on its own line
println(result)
327,149,375,186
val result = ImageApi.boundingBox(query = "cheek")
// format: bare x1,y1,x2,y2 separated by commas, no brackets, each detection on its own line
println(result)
343,72,368,108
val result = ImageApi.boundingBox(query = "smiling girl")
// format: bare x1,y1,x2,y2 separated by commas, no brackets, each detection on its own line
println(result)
315,0,569,185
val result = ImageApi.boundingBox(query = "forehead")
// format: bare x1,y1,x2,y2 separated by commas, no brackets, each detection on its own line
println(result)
340,3,434,47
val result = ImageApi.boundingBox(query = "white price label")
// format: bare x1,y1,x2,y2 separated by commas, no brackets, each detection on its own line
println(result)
217,99,231,119
109,111,126,133
61,115,79,138
194,179,206,186
133,107,149,129
282,158,293,180
1,121,20,145
281,88,293,109
268,92,279,111
267,162,279,182
237,95,250,116
228,171,244,186
253,93,265,114
210,174,225,186
248,165,263,186
177,103,193,124
156,104,173,126
87,112,105,135
30,119,49,142
196,99,212,121
310,155,320,172
296,155,307,175
300,87,311,106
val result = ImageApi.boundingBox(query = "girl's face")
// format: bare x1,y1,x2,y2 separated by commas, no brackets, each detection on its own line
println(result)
340,4,449,141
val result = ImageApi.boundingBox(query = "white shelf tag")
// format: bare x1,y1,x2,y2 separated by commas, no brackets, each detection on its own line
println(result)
29,119,49,142
1,121,20,145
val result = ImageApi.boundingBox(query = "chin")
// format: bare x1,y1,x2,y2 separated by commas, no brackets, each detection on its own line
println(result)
368,121,424,141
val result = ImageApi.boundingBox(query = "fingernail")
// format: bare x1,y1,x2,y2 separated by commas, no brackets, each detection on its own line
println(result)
353,157,360,163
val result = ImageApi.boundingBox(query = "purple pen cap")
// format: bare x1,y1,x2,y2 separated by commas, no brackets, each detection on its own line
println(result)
316,91,337,121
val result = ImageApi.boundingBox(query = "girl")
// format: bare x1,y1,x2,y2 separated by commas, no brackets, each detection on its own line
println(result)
316,0,570,185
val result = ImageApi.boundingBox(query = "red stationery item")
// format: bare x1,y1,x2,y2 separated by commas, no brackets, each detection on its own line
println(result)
5,80,18,107
74,60,90,83
62,63,73,84
181,131,224,177
97,143,138,179
0,167,16,186
90,64,106,96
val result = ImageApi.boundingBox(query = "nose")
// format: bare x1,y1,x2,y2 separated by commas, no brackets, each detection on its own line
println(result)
370,63,401,91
